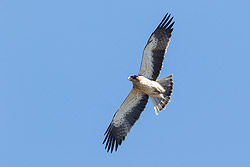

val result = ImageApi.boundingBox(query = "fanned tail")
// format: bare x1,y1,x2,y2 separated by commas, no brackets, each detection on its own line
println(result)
150,74,174,115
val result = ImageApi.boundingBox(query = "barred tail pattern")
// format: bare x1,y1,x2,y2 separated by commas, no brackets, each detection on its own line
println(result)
150,74,174,115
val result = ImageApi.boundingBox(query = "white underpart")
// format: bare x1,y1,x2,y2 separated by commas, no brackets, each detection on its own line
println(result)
136,76,165,96
112,90,145,127
139,34,158,79
133,76,165,115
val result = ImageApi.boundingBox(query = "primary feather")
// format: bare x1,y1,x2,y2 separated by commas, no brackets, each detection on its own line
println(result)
103,13,175,153
139,13,174,80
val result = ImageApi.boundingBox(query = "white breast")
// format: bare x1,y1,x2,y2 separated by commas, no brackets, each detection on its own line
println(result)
135,76,165,96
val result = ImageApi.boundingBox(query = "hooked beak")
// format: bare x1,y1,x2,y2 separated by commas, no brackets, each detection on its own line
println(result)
128,76,132,81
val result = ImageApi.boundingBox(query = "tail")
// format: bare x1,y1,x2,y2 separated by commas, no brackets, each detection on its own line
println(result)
150,74,174,115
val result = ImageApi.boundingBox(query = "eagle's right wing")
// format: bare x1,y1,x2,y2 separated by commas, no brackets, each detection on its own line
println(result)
139,13,175,81
103,89,149,153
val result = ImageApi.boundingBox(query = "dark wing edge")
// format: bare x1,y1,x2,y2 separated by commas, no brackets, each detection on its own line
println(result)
156,13,175,33
103,90,149,153
139,13,175,81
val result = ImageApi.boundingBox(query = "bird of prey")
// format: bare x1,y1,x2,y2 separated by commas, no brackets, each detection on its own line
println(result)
103,13,175,153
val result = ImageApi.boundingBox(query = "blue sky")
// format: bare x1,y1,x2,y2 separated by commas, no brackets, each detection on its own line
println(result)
1,0,250,166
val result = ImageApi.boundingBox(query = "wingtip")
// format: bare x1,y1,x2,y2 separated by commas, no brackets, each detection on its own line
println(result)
157,13,175,32
157,13,169,28
168,21,175,29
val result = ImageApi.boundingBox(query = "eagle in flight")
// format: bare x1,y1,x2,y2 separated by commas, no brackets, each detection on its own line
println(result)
103,13,175,153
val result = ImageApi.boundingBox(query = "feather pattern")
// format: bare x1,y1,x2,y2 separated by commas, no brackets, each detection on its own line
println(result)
139,13,175,80
103,13,175,153
103,89,148,153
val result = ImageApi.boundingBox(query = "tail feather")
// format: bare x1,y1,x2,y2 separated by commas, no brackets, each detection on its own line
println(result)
150,97,161,115
150,74,174,115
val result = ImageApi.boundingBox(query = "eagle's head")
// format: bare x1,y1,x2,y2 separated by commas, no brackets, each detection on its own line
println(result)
128,75,139,81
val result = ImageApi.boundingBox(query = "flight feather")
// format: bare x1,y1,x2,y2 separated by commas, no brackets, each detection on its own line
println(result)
139,13,175,80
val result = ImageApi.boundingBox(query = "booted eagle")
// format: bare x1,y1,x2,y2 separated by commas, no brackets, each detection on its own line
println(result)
103,13,175,153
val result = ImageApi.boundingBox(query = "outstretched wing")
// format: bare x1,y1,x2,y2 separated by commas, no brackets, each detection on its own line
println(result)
139,13,175,81
103,89,149,153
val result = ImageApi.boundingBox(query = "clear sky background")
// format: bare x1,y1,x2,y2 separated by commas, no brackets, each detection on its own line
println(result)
1,0,250,167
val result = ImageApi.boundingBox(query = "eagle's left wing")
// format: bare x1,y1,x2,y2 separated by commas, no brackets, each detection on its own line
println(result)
139,13,175,81
103,89,149,153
